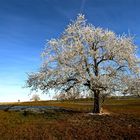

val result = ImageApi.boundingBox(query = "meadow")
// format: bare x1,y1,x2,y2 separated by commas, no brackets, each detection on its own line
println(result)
0,97,139,140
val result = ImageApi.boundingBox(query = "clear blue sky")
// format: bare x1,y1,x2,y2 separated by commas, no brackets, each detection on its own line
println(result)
0,0,140,102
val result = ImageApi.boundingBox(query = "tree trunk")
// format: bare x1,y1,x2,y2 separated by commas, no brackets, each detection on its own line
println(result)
93,90,100,113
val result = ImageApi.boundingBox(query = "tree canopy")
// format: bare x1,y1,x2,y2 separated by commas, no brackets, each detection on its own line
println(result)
27,14,140,113
30,94,40,101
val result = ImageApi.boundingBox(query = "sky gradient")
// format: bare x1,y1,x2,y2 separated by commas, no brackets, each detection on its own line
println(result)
0,0,140,102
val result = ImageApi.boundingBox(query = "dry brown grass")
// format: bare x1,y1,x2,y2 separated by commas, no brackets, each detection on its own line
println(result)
0,98,140,140
0,111,139,140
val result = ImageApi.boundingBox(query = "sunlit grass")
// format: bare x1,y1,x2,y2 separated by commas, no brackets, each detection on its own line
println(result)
4,97,139,114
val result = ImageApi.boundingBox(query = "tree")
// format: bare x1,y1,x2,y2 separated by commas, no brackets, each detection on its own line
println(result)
30,94,40,101
26,14,139,113
123,77,140,97
122,91,128,97
53,88,81,101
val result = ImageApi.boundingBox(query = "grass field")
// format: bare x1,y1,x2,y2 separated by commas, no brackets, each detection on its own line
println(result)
0,98,140,140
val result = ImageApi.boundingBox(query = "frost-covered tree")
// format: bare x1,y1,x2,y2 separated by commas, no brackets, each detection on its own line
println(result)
30,94,40,101
53,88,81,100
123,77,140,97
27,14,139,113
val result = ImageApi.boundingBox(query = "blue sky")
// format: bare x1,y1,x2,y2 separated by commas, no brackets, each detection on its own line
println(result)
0,0,140,102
